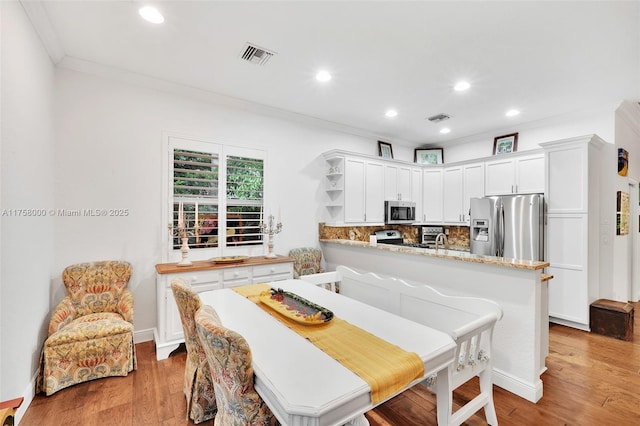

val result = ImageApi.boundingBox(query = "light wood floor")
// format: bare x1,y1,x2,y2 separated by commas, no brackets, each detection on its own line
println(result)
22,305,640,425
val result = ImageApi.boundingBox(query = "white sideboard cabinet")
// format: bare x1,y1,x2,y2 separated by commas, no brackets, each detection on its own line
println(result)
154,256,293,360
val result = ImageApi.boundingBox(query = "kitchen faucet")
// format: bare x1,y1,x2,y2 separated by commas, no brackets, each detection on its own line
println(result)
435,233,448,250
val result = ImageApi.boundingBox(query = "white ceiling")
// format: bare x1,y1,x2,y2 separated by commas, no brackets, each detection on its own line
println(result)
26,1,640,147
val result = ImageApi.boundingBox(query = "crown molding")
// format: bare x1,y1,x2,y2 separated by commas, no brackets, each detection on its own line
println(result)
20,0,65,64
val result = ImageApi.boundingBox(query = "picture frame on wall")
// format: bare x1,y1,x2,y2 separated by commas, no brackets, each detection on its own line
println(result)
493,132,519,155
378,141,394,159
414,148,444,164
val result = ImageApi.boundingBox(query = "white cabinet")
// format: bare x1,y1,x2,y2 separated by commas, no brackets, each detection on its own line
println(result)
443,162,484,224
155,256,294,360
384,163,412,201
324,156,345,223
344,157,384,223
541,135,610,330
411,168,423,221
365,161,385,222
422,168,443,222
162,269,222,346
485,152,544,195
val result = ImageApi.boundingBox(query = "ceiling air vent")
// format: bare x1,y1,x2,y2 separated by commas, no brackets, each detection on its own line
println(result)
240,43,276,66
427,113,451,123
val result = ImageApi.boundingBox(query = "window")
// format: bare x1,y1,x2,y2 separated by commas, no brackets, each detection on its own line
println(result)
166,136,265,260
225,154,264,247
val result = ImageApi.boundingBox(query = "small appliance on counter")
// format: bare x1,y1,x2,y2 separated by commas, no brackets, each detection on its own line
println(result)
384,200,416,224
374,229,405,245
421,226,444,246
470,194,544,261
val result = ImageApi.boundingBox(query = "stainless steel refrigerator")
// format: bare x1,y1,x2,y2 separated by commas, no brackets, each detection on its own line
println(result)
469,194,544,261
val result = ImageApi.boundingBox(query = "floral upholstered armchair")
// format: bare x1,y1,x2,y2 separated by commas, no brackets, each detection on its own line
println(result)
288,247,323,279
195,305,278,426
171,279,217,424
38,261,136,395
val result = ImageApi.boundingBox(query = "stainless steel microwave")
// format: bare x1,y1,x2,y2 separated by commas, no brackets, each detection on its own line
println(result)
384,200,416,224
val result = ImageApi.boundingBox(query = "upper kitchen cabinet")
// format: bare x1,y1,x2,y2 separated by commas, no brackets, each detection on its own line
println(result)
485,151,545,196
443,162,484,224
384,163,412,201
422,168,443,223
344,156,384,223
411,168,423,221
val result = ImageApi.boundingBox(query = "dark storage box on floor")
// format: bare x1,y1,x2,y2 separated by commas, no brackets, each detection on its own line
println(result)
589,299,634,341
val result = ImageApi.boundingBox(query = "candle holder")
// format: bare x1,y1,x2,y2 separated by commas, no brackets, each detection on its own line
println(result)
168,217,199,267
260,214,282,258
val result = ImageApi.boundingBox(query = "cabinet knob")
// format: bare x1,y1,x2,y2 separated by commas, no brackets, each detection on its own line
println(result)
190,276,197,283
270,267,275,272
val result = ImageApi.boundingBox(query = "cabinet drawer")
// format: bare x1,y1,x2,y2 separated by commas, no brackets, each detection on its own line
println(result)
165,270,221,288
223,267,251,281
253,262,293,279
253,272,291,284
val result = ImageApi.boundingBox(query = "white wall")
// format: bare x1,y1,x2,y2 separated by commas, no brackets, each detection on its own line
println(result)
443,106,616,163
0,1,55,419
609,101,640,301
52,68,393,336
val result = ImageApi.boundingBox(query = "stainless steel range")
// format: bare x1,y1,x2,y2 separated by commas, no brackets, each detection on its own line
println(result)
374,229,405,245
374,227,445,249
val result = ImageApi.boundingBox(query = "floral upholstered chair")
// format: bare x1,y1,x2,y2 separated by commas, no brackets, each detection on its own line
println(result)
39,261,136,395
170,279,217,424
195,305,278,426
288,247,323,279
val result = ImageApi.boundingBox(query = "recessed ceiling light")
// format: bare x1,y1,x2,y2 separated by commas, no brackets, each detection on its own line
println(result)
454,81,470,91
505,109,520,117
385,109,398,118
440,128,451,134
315,70,332,82
139,6,164,24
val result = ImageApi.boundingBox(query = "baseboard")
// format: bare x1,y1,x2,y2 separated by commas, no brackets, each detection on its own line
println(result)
549,316,590,331
492,368,543,403
14,369,38,425
134,328,155,344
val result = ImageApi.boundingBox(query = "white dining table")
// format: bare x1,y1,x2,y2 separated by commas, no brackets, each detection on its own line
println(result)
199,279,456,426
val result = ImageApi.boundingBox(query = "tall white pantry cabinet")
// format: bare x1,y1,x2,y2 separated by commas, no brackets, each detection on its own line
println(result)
541,135,612,330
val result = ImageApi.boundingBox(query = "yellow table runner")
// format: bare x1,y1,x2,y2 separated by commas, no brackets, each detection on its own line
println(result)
233,283,425,404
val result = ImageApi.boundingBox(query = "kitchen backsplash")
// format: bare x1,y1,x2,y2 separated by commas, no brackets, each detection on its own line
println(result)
319,223,471,248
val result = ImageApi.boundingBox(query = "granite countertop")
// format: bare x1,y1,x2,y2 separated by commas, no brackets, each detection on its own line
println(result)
320,239,550,271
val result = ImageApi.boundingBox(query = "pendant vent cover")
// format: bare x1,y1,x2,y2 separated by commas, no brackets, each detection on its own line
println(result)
427,113,451,123
240,43,276,66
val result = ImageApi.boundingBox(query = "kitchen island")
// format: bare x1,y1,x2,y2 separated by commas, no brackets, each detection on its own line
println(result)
320,238,550,403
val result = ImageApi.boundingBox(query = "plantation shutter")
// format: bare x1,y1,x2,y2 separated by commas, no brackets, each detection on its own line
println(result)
225,154,264,247
172,147,219,249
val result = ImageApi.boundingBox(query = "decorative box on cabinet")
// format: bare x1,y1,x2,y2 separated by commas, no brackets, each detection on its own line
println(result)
154,255,293,360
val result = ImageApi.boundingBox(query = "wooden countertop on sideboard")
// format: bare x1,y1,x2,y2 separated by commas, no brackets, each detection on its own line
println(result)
155,255,293,274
